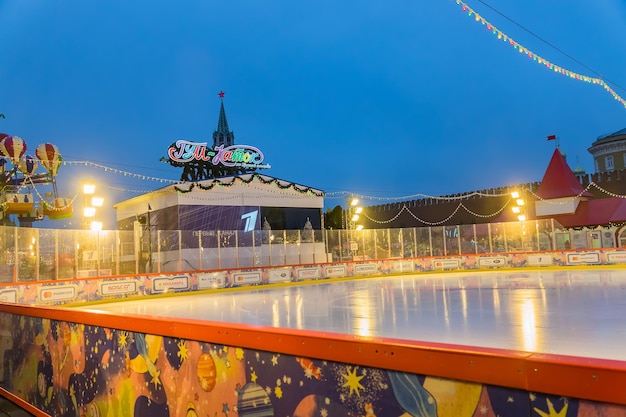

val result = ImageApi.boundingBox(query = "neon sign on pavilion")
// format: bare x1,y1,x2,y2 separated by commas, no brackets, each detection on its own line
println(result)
167,140,270,170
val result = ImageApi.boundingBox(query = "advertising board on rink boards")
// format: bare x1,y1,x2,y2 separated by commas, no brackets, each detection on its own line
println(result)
433,259,461,270
0,289,17,303
197,272,227,289
268,268,291,283
392,260,414,273
152,275,190,293
39,286,76,303
353,263,379,275
527,254,554,266
323,265,347,278
566,252,601,265
477,257,508,268
607,251,626,264
232,271,262,286
295,266,322,280
100,280,137,297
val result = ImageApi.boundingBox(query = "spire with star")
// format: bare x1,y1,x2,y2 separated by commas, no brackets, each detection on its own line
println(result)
213,91,235,147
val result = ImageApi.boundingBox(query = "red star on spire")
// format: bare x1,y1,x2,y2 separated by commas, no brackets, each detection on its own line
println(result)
218,91,225,98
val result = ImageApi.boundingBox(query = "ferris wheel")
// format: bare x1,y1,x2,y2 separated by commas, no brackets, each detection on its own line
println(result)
0,133,72,225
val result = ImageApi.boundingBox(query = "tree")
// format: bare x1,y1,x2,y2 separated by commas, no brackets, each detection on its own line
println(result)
324,205,344,229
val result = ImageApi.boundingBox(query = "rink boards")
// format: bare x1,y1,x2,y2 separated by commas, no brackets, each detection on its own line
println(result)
1,269,626,416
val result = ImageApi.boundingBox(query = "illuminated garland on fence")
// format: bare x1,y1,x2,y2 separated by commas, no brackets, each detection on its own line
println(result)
524,181,626,203
360,181,626,226
589,182,626,199
63,161,512,201
454,0,626,109
60,161,626,211
325,189,510,202
362,199,511,226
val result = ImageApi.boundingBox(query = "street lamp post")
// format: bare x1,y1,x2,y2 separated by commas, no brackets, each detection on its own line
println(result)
83,183,103,230
511,190,527,250
346,197,363,259
511,191,526,222
348,197,362,230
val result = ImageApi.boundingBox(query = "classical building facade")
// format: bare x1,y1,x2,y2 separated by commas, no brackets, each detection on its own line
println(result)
588,128,626,172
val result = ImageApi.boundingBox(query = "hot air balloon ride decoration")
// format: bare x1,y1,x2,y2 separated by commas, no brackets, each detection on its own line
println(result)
0,135,34,216
0,135,72,223
36,143,72,220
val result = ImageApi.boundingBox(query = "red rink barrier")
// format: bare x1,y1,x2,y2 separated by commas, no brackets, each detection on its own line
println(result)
1,301,626,416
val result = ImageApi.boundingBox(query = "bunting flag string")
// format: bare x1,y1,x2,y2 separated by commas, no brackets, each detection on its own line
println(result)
454,0,626,109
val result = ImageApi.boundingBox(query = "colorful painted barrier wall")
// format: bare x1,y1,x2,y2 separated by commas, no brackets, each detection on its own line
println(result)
1,303,626,417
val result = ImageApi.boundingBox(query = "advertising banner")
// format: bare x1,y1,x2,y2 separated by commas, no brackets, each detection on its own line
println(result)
198,272,227,289
152,275,190,293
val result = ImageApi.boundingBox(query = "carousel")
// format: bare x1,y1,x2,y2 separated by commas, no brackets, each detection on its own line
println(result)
0,133,72,226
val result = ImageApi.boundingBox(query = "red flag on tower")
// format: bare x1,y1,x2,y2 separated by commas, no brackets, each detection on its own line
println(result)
547,134,557,141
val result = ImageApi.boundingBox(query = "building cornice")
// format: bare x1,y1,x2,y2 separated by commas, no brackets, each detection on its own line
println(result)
588,138,626,157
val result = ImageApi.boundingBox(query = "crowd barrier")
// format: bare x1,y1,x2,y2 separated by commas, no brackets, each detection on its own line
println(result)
1,246,626,305
0,219,617,282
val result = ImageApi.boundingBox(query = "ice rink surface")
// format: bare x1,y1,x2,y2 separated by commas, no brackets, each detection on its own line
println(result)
76,268,626,361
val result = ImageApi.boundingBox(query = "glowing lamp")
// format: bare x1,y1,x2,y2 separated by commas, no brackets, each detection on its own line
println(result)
83,184,96,194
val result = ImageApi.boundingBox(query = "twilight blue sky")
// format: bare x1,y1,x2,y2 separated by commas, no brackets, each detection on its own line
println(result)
1,1,625,228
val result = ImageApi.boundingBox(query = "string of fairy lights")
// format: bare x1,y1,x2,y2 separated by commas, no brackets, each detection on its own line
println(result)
360,199,512,226
353,180,626,225
61,160,626,206
453,0,626,108
8,158,626,226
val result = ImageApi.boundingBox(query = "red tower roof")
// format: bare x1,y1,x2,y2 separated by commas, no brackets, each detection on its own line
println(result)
536,149,593,199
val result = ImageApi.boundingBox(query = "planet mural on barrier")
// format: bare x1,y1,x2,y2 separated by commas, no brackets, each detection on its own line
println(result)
237,383,274,417
196,352,217,392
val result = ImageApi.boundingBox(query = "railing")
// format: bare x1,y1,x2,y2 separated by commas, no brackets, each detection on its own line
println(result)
0,218,615,282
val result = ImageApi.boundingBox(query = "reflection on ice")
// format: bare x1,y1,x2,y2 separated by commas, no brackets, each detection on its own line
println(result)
75,268,626,360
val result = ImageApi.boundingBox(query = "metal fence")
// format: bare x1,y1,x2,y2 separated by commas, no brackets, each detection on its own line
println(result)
0,218,615,282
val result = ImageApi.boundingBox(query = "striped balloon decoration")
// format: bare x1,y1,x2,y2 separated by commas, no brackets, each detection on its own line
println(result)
0,135,27,165
35,142,62,176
